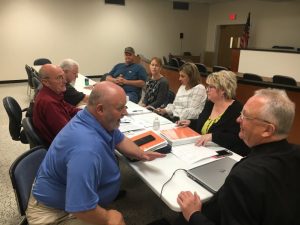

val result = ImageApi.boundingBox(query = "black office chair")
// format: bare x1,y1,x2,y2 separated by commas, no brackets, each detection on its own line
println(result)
162,56,168,65
212,65,229,72
25,64,35,96
243,73,263,81
32,76,42,95
162,90,175,107
272,75,297,86
9,146,47,225
2,97,28,144
33,58,52,66
22,117,46,148
195,63,208,76
168,58,179,68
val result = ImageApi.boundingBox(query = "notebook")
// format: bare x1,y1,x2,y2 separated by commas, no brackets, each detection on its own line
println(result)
187,157,237,193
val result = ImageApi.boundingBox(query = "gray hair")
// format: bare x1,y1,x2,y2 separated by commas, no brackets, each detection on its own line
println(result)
60,59,79,71
254,88,295,135
206,70,237,99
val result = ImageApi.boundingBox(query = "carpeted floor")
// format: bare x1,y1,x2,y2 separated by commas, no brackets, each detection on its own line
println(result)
0,82,178,225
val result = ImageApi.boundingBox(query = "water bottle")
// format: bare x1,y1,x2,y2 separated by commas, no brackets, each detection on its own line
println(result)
153,117,160,131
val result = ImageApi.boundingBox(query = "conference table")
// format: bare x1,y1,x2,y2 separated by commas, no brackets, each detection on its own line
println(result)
74,75,242,212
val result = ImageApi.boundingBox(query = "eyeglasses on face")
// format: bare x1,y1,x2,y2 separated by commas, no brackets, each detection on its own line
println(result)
239,111,272,124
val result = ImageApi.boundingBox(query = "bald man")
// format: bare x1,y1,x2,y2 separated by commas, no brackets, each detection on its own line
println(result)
33,64,80,146
27,81,165,225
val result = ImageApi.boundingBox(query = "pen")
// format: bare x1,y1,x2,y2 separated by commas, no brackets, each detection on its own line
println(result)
132,110,143,112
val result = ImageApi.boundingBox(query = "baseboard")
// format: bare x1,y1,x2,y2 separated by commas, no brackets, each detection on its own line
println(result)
0,79,27,84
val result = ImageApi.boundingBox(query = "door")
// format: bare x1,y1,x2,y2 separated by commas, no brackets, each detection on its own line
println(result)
217,24,244,69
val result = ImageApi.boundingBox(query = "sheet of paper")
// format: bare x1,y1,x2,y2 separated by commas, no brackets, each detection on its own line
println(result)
126,101,152,115
119,116,145,133
172,143,217,164
133,113,173,127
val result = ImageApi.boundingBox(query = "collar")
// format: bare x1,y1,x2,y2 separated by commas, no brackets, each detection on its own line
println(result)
77,108,115,143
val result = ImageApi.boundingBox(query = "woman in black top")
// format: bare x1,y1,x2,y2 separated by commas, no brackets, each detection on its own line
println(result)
177,70,249,156
141,57,169,109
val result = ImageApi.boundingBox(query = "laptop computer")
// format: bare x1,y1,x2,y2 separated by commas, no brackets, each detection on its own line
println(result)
187,157,237,193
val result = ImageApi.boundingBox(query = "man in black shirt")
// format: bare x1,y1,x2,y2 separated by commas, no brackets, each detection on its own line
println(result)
60,59,89,106
176,88,300,225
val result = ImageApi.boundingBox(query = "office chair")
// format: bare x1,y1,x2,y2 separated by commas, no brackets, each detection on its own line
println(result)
25,64,35,96
32,76,42,95
212,65,229,72
272,75,297,86
2,96,28,144
9,146,47,225
22,117,46,148
168,58,179,68
33,58,52,66
162,56,168,65
195,63,208,76
243,73,263,81
162,90,175,107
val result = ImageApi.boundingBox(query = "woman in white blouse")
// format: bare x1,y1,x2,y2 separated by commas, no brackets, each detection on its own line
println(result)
156,62,207,121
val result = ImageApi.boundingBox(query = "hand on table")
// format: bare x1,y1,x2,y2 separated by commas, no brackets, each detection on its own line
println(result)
140,151,166,161
177,191,202,222
176,120,191,127
195,133,212,146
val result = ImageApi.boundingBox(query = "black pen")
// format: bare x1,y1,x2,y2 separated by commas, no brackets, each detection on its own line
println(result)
132,110,143,112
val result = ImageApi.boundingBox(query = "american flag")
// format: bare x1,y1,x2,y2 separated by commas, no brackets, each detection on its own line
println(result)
240,13,251,48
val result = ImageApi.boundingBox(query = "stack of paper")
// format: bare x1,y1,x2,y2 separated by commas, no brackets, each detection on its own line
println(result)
160,127,201,146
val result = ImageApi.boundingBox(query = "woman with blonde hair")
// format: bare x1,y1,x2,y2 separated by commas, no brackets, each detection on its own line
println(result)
178,70,249,156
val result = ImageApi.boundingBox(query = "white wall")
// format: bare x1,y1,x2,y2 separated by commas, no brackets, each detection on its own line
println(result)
0,0,209,81
206,0,300,51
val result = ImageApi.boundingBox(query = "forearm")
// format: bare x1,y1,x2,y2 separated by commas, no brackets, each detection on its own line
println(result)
105,75,116,82
73,205,125,225
116,137,143,160
124,79,145,88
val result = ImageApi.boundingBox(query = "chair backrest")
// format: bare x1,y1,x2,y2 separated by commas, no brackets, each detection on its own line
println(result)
163,90,175,107
272,75,297,86
212,65,229,72
22,117,46,148
25,64,34,89
169,58,179,68
9,146,47,216
195,63,208,76
243,73,263,81
33,58,52,66
2,97,28,143
32,76,43,94
162,56,168,65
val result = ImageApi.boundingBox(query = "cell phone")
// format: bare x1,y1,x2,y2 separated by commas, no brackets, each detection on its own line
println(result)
215,149,233,157
134,135,155,146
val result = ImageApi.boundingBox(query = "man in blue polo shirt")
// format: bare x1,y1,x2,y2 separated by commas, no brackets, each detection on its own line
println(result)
106,47,148,103
26,81,164,225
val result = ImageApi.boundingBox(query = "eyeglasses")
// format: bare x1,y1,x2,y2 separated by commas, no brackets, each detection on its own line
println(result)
239,111,272,124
